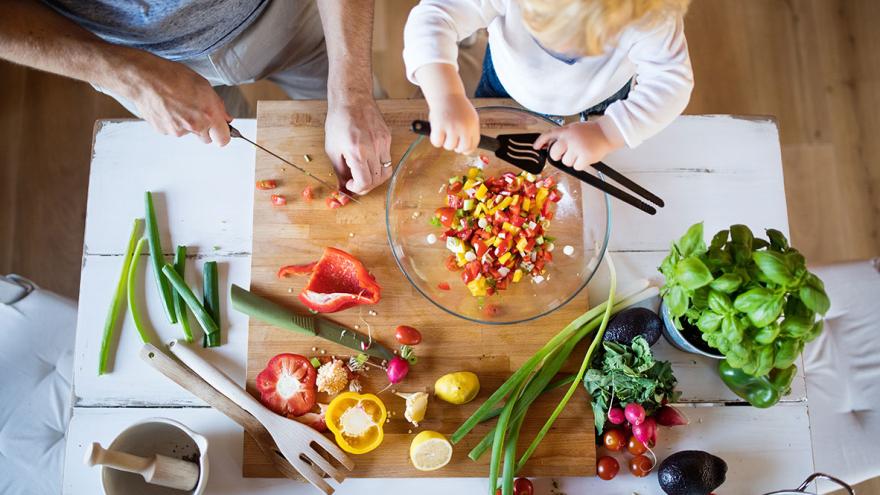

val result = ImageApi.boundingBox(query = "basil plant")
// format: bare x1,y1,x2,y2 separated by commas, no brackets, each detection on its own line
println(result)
659,223,829,377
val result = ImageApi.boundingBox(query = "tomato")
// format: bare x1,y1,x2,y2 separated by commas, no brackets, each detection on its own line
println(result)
597,455,619,480
629,454,653,477
513,477,534,495
627,435,647,456
437,282,451,290
255,353,317,417
447,194,463,209
326,196,342,209
256,179,277,190
271,194,287,206
445,254,460,271
462,261,481,284
548,188,563,202
395,325,422,345
301,185,314,201
603,428,626,452
479,154,490,165
448,181,463,194
473,239,489,258
483,303,500,317
436,207,457,228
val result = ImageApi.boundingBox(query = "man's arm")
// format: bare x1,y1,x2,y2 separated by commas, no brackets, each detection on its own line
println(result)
0,0,231,145
317,0,391,195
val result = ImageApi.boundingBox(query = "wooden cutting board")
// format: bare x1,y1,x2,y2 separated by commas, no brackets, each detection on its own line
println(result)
244,100,595,478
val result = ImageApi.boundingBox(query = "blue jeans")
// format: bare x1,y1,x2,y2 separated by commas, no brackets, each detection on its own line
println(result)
475,45,632,119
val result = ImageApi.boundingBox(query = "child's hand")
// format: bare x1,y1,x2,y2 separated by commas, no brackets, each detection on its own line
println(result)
533,121,621,170
414,63,480,154
428,93,480,154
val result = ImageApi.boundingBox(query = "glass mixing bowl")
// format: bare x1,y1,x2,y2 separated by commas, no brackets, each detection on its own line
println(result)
386,106,610,324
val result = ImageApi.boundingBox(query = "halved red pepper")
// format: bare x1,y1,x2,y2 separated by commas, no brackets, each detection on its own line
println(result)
282,247,381,313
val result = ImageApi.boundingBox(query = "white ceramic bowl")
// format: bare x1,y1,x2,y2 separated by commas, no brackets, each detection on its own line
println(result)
101,418,209,495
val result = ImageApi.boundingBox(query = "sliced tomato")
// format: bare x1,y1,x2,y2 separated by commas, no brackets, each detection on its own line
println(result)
271,194,287,206
437,282,451,290
255,353,317,417
256,179,277,190
473,239,490,258
436,207,456,228
462,261,481,284
302,185,314,201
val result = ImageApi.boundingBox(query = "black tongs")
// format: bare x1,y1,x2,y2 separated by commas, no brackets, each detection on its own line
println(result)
411,120,663,215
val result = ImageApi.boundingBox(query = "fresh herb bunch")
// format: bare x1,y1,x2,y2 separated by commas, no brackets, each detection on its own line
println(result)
583,336,679,433
659,222,829,377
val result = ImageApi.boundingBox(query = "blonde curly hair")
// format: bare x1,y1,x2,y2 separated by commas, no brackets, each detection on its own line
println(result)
518,0,691,56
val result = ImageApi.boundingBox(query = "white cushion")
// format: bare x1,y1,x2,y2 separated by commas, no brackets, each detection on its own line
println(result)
804,260,880,492
0,283,76,495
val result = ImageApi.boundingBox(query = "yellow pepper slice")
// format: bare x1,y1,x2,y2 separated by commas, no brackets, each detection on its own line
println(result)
326,392,387,454
475,184,489,201
467,167,481,179
513,269,524,283
467,277,488,296
536,188,549,211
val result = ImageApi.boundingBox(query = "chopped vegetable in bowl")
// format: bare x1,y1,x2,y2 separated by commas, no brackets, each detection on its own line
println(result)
431,158,563,297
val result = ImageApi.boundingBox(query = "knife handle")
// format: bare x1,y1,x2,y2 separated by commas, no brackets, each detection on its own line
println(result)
230,285,316,336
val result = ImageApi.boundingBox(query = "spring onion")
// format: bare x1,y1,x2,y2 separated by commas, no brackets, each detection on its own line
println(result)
161,264,219,341
202,261,220,347
98,218,143,375
173,245,194,343
126,238,152,344
145,191,177,323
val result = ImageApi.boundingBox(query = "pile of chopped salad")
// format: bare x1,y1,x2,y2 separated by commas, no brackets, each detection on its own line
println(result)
430,157,563,297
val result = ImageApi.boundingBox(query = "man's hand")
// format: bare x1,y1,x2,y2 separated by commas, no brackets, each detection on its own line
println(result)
533,121,622,170
120,57,232,146
324,96,392,195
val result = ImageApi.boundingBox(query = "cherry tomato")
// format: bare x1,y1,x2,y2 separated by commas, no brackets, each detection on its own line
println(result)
513,477,534,495
627,435,647,456
395,325,422,346
603,428,625,452
597,455,619,480
629,454,653,477
436,207,457,228
271,194,287,206
256,179,277,190
437,282,451,290
301,185,314,201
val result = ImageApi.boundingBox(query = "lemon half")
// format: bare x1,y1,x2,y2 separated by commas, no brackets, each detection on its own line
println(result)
409,431,453,471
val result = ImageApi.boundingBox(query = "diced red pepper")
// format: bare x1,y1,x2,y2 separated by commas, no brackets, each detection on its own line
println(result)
271,194,287,206
448,181,463,194
256,179,277,190
509,204,521,217
292,248,381,313
473,239,489,258
436,207,456,228
548,188,563,203
437,282,451,290
461,261,481,284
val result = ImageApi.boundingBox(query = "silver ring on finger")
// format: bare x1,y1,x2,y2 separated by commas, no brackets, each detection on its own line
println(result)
382,161,393,168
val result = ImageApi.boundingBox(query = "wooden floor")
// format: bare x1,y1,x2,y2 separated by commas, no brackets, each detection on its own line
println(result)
2,0,879,297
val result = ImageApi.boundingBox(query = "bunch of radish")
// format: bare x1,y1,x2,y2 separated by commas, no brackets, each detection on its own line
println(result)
597,403,689,480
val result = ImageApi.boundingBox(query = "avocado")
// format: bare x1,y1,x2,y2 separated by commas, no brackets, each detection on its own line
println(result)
658,450,727,495
603,307,662,346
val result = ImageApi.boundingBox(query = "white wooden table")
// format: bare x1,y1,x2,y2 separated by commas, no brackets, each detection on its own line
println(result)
64,115,816,494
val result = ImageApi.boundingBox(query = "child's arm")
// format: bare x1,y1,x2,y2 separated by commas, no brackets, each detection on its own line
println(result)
535,16,693,168
404,0,502,154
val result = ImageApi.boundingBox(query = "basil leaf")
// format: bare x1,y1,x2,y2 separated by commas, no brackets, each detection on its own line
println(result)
805,272,826,291
784,251,806,274
710,229,729,250
674,257,714,290
753,238,770,250
697,311,723,333
753,345,775,377
805,319,824,342
730,224,754,251
766,229,789,251
773,339,800,369
676,222,706,258
735,288,784,327
753,251,795,285
754,322,781,345
710,272,743,293
734,287,774,313
785,296,814,320
799,285,830,315
692,286,710,310
708,289,733,314
721,314,744,343
666,285,689,317
780,315,813,338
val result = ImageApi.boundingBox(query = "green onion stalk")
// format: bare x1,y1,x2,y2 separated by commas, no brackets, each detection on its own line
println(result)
162,264,219,343
98,218,143,375
126,237,152,344
173,245,194,343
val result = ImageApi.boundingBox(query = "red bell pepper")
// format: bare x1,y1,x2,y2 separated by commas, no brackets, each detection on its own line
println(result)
282,247,381,313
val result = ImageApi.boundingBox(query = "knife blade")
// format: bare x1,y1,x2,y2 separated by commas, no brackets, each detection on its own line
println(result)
230,285,394,361
228,124,360,204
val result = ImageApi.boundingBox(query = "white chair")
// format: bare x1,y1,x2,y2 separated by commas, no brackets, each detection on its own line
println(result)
803,259,880,493
0,275,76,495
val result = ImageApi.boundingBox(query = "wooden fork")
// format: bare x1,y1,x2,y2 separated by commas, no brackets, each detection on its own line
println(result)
165,340,355,494
139,344,307,483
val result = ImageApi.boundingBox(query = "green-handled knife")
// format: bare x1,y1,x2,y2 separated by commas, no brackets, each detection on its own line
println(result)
231,284,395,362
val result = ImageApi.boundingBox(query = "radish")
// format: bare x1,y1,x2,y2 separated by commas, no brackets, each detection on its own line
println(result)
608,407,625,425
386,356,410,384
632,417,657,446
625,403,646,426
655,405,689,427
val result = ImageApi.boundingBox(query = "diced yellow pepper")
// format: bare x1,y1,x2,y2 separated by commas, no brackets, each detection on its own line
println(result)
503,222,520,234
522,198,531,211
536,188,549,210
512,269,524,283
485,236,496,247
496,196,513,211
492,236,503,247
511,194,520,206
516,237,528,252
456,251,468,266
475,184,489,201
467,278,488,297
474,203,484,217
467,167,481,179
462,179,477,191
498,251,512,264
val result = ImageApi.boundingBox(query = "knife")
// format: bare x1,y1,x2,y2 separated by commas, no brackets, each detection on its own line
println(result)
228,124,361,205
231,284,395,361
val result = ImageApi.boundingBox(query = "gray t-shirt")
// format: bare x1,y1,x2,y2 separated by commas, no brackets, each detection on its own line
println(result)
44,0,269,61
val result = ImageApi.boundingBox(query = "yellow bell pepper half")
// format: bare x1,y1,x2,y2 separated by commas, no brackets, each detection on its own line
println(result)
326,392,387,454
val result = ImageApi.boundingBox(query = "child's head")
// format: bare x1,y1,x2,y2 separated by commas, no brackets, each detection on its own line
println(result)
518,0,690,56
